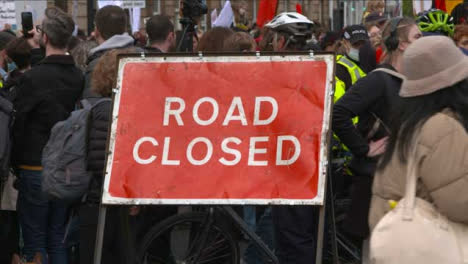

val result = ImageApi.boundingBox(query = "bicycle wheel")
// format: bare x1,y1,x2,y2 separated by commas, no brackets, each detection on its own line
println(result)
137,212,240,264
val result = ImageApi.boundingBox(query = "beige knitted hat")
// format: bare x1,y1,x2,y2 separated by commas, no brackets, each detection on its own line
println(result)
399,36,468,97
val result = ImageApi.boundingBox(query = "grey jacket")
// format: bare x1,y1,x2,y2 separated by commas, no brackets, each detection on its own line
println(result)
82,33,138,98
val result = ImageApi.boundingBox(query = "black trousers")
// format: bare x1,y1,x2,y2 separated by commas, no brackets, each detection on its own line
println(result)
272,205,319,264
342,175,373,240
79,205,127,264
79,204,177,264
0,211,19,264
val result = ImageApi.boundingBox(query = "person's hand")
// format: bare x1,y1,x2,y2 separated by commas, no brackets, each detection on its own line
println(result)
25,27,41,49
367,136,388,157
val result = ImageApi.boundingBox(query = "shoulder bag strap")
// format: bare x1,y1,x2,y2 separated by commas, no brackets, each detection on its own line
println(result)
372,68,406,80
402,135,421,220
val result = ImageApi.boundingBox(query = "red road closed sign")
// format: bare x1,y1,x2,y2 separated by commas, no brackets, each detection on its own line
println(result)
102,55,334,205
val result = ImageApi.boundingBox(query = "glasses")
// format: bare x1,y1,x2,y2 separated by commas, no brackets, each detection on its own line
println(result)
36,25,42,33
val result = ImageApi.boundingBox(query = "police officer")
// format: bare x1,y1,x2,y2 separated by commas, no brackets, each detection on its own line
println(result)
335,25,369,102
332,25,370,174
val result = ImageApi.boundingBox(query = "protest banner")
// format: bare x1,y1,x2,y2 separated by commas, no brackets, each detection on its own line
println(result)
0,0,15,29
102,54,334,205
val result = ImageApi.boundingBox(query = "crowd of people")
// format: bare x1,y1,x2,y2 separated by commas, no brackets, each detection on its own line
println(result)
0,0,467,264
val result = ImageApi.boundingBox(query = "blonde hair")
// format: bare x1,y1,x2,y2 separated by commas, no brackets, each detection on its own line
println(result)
381,17,416,63
232,0,248,23
366,0,385,13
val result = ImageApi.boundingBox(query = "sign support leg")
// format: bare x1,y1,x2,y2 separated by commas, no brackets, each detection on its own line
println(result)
316,203,326,264
327,164,340,264
94,205,107,264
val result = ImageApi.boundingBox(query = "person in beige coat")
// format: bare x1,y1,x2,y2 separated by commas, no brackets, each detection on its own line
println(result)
369,36,468,231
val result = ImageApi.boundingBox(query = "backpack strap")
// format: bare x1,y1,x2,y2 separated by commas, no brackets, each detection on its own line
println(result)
80,98,111,110
80,99,93,110
372,68,406,80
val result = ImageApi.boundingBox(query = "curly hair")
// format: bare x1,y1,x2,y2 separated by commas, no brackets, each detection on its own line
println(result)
197,27,234,52
70,40,98,72
91,47,137,97
454,24,468,44
223,32,256,52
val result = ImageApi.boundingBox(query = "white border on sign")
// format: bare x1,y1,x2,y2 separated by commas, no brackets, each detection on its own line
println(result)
102,54,335,205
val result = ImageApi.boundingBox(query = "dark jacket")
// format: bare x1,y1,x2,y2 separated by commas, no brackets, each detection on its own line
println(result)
3,69,23,89
31,48,45,67
1,69,24,102
12,55,84,167
144,46,162,53
332,64,403,176
86,99,111,203
332,64,404,239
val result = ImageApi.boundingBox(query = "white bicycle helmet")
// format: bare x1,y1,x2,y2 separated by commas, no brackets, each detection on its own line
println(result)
265,12,314,39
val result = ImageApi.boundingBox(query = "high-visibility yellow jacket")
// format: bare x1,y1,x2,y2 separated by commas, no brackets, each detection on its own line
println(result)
334,55,366,103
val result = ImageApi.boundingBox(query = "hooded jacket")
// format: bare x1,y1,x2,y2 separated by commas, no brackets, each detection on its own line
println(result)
82,33,136,98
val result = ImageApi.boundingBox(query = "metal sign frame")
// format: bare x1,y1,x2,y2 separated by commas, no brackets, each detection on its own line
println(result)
94,52,336,264
101,53,334,206
101,53,335,206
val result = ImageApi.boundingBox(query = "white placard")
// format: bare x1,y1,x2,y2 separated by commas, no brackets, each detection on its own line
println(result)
98,0,145,9
0,0,16,30
15,1,47,30
122,1,146,9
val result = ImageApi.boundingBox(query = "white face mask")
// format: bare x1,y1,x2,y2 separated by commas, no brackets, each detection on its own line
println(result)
348,48,360,62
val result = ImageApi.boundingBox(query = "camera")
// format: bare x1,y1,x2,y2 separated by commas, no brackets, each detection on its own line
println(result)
181,0,208,20
178,0,207,52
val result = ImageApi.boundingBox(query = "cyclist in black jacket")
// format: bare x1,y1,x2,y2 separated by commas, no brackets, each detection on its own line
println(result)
332,17,422,249
262,12,319,264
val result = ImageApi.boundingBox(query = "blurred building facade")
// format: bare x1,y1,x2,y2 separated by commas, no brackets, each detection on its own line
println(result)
42,0,404,35
45,0,334,35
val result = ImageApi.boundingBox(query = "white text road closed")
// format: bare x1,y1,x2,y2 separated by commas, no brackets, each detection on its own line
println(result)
103,55,334,205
